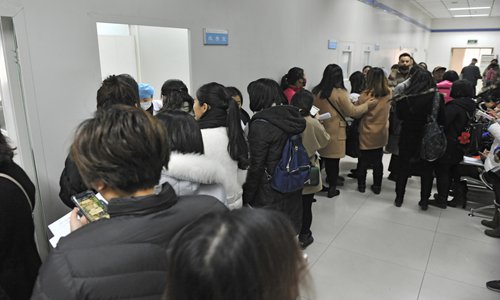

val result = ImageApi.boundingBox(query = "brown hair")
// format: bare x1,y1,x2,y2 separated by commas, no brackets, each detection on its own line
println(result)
365,67,390,98
70,105,169,194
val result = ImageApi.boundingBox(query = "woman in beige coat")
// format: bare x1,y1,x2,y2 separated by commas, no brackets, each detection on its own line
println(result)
356,67,392,194
312,64,377,198
291,90,330,248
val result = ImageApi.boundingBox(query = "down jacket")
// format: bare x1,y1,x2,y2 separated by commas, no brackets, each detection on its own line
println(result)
31,183,226,300
243,105,306,233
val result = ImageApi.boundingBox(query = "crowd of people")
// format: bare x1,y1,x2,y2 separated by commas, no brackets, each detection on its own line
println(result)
1,52,500,299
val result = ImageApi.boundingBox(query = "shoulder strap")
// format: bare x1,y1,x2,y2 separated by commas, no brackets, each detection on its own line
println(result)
0,173,33,212
325,97,347,123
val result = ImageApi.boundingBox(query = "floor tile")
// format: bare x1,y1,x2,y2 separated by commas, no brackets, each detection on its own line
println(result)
426,232,500,287
309,247,423,300
303,240,329,267
331,214,435,271
418,273,499,300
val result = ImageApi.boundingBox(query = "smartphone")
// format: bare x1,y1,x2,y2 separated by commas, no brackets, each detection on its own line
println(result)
310,105,320,117
71,191,110,222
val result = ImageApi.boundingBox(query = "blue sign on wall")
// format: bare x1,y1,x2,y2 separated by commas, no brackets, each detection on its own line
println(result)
328,40,337,50
204,29,229,45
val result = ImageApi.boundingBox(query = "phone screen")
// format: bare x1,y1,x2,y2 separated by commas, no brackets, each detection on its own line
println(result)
310,105,320,116
72,191,110,222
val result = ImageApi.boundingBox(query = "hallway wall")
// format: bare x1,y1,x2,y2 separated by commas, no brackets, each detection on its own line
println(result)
3,0,431,256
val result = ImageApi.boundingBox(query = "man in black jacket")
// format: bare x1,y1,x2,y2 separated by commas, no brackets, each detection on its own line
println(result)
32,106,226,299
461,58,482,95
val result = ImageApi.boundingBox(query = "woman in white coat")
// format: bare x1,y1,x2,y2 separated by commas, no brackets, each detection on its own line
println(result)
193,82,249,209
156,110,236,206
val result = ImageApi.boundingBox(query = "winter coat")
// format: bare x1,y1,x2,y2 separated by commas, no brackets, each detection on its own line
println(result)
314,88,370,158
386,79,410,155
484,123,500,172
437,80,453,103
0,161,40,300
461,64,482,86
31,183,226,300
200,127,247,209
439,97,476,164
243,105,306,233
388,68,411,88
59,155,87,208
159,152,234,206
396,90,445,162
302,116,330,195
358,91,392,150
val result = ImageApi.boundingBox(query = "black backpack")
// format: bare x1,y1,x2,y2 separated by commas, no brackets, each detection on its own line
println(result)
420,92,447,162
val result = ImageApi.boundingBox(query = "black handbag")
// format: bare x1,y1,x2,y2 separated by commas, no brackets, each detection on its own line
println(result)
325,97,360,158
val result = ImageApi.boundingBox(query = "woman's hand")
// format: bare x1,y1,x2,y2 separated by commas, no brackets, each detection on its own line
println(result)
367,98,378,109
70,208,89,232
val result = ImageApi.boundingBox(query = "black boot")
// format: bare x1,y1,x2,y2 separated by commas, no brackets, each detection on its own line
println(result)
428,196,447,209
448,180,468,209
482,208,500,229
327,187,340,198
484,226,500,238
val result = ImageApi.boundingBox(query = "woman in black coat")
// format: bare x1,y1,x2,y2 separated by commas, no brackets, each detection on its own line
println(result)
430,80,476,208
0,131,41,300
243,78,306,233
394,68,445,209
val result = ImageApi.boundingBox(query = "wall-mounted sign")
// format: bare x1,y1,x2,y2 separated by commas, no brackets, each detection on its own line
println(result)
204,28,229,45
467,39,478,45
328,40,337,49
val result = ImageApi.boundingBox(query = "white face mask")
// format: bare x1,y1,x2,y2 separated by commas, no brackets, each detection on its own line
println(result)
140,101,152,111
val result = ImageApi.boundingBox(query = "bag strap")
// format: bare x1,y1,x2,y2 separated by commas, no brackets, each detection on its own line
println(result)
0,173,33,212
325,97,348,123
427,92,440,122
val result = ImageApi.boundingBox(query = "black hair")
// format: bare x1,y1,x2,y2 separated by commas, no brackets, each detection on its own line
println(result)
156,110,204,155
450,80,474,99
442,70,459,82
160,79,194,113
196,83,249,169
399,52,412,60
247,78,287,112
349,71,365,94
0,131,15,166
71,105,169,194
405,68,436,95
290,90,314,117
226,86,244,106
96,74,140,109
362,65,372,73
165,208,308,300
281,67,305,90
312,64,346,99
418,62,428,70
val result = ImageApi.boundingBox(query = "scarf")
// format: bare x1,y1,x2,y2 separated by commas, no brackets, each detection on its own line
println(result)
198,107,227,129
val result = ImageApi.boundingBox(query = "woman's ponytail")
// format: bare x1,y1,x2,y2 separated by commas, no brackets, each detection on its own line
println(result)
225,91,249,170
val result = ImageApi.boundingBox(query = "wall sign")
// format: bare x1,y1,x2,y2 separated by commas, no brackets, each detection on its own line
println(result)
204,28,229,45
328,40,337,49
467,39,478,45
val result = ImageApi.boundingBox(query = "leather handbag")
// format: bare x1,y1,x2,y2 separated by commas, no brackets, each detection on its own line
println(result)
304,166,320,186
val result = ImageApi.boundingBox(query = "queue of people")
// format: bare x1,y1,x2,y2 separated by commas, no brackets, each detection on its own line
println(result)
2,53,500,299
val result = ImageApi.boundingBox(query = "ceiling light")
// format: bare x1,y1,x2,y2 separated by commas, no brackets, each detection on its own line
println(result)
449,6,491,11
453,14,490,17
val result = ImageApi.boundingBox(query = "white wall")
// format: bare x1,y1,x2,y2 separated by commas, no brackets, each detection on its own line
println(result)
427,17,500,73
1,0,432,256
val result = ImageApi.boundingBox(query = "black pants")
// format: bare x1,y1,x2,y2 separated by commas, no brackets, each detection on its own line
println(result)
484,172,500,205
323,158,340,189
435,162,460,203
396,157,434,201
300,193,314,236
357,148,384,187
388,154,399,174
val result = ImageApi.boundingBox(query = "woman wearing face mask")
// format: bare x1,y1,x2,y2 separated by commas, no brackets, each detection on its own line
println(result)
194,82,249,209
281,67,307,104
139,83,154,115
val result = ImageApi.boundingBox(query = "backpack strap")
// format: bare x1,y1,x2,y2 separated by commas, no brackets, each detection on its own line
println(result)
0,173,33,212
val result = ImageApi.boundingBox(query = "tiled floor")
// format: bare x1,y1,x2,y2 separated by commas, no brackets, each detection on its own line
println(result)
305,155,500,300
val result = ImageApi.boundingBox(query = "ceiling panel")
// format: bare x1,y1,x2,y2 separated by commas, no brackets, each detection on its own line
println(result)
412,0,497,18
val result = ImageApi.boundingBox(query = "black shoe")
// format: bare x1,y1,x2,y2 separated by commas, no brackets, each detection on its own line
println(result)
486,280,500,292
299,233,314,249
358,184,366,193
312,198,317,203
327,188,340,198
321,185,329,192
394,197,403,207
482,209,499,229
447,199,457,207
347,173,358,179
485,227,500,238
428,200,447,209
418,200,428,211
370,185,381,195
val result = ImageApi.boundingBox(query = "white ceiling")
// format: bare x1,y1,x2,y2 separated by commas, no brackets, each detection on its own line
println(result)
411,0,500,18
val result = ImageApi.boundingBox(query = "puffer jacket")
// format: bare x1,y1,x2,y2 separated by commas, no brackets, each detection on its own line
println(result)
31,184,226,300
159,152,235,207
243,105,306,232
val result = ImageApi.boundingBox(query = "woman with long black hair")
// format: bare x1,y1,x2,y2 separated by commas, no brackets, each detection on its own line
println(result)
394,68,445,209
194,82,249,209
312,64,377,198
